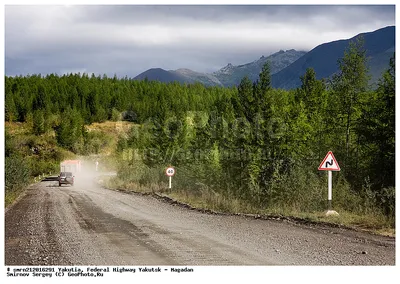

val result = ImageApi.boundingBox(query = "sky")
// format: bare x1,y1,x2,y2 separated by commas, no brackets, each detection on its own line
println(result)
4,4,396,78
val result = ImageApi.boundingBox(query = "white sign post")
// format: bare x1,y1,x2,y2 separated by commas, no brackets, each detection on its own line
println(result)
318,151,340,216
165,167,175,189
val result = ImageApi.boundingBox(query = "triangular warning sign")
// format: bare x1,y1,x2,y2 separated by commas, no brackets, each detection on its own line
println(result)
318,151,340,171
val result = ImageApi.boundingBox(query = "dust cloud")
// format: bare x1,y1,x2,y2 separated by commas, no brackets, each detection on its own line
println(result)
58,157,116,189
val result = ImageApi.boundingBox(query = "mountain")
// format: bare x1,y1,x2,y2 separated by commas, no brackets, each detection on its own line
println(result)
134,67,223,86
212,49,307,86
134,26,394,89
133,68,188,83
134,49,305,87
271,26,395,89
172,69,223,86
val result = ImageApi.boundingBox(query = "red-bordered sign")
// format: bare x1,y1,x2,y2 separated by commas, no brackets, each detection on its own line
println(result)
318,151,340,171
165,167,175,177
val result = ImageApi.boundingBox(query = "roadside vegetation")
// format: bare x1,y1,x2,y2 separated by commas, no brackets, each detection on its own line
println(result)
5,38,395,234
4,120,118,206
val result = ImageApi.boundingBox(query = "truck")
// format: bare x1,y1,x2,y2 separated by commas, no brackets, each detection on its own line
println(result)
60,160,81,174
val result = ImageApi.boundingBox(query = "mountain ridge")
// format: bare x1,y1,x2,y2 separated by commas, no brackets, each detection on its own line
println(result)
212,49,307,86
133,26,395,89
134,49,306,87
271,25,395,89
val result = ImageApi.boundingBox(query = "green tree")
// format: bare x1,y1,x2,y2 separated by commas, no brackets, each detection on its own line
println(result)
295,68,327,158
297,68,325,114
237,76,254,122
111,108,122,121
5,92,17,122
357,53,395,190
258,61,272,95
32,84,50,112
32,110,45,135
5,156,31,193
55,108,85,152
330,36,369,169
325,37,369,181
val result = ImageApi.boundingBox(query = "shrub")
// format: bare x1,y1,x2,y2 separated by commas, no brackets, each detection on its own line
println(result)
5,156,31,193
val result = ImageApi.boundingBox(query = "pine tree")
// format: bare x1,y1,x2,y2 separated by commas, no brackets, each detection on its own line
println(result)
237,76,254,122
32,110,45,135
5,92,17,122
357,53,395,190
330,36,369,170
259,61,272,95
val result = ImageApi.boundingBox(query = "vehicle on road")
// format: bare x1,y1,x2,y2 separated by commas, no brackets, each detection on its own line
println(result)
60,160,81,174
58,172,74,187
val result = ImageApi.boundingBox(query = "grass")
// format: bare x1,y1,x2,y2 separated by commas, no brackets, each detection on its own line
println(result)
169,190,395,236
101,176,167,194
5,121,31,135
5,188,26,208
167,190,259,214
102,176,395,237
86,121,134,136
263,208,395,236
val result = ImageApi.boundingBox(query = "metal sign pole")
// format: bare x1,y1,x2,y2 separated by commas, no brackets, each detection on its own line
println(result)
328,170,332,210
166,166,175,190
318,151,339,216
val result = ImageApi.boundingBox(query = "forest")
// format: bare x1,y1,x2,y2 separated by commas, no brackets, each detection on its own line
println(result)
5,38,395,225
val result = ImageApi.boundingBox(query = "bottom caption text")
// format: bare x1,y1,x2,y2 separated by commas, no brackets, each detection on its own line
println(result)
6,266,195,278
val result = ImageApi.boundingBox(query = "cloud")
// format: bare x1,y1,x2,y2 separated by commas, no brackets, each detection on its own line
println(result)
4,5,395,77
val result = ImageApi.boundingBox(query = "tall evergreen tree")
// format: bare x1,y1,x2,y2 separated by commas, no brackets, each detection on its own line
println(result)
330,36,369,169
357,53,395,190
237,76,254,122
32,110,45,135
259,61,272,95
5,92,17,122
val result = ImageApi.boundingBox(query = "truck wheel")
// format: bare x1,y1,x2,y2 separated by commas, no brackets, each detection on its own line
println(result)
59,183,61,187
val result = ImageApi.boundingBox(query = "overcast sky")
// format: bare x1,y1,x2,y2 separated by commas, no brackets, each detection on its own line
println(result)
4,5,395,77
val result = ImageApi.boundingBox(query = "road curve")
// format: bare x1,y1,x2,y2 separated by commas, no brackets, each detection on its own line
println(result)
5,176,395,266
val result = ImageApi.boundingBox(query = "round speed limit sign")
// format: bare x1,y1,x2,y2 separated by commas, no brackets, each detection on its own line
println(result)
165,167,175,177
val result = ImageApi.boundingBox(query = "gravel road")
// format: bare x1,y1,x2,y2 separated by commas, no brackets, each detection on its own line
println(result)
5,176,395,266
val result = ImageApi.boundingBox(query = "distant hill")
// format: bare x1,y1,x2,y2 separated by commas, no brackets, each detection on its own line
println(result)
271,26,395,89
212,49,307,87
133,68,188,84
134,67,223,86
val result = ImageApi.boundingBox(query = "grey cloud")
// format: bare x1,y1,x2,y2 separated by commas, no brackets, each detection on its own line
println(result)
5,5,395,78
75,5,394,27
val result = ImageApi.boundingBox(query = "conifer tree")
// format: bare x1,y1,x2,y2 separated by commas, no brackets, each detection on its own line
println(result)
331,36,369,163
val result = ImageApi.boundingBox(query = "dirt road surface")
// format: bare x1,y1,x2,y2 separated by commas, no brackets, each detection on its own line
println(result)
5,175,395,266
